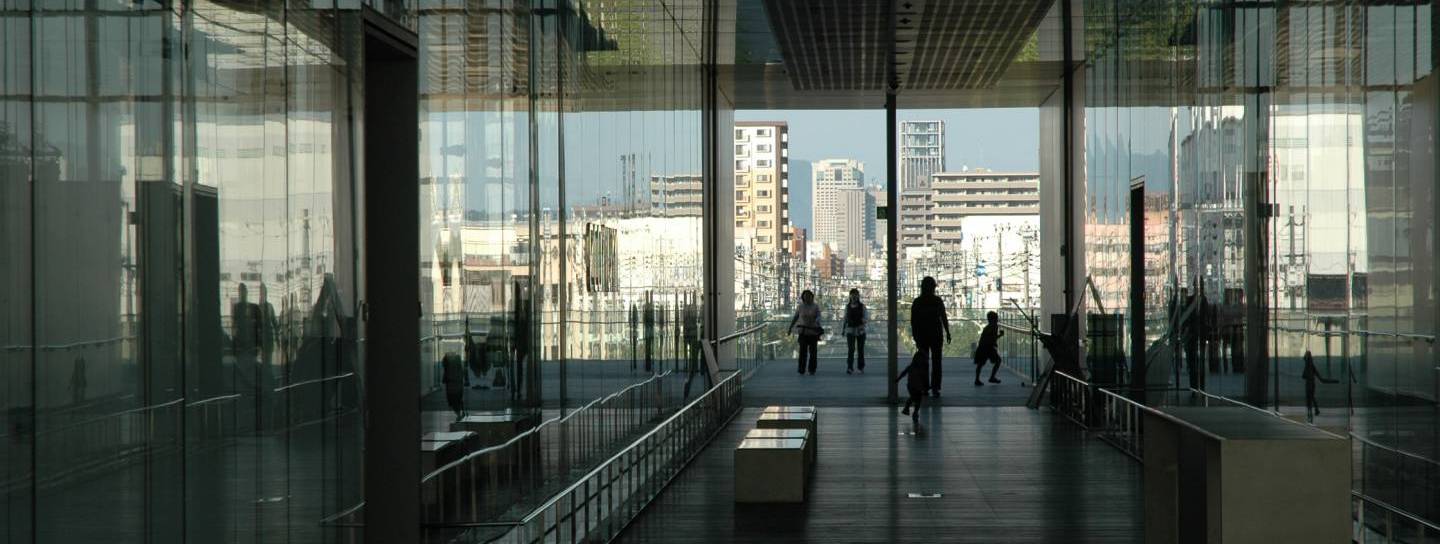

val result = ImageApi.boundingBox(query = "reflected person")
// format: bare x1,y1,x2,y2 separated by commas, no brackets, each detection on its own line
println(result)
1302,350,1338,420
70,356,87,405
441,351,467,421
643,296,655,372
909,277,951,397
258,283,279,373
232,283,262,366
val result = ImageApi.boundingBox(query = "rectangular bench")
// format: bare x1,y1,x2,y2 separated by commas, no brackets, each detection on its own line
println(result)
756,412,817,448
450,410,538,448
761,405,816,416
734,437,807,503
420,430,476,474
746,427,815,466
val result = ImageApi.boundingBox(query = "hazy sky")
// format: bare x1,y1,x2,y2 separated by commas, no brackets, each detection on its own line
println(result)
736,108,1041,230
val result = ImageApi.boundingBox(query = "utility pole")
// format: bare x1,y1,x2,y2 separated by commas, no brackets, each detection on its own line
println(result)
996,226,1005,307
1023,232,1034,308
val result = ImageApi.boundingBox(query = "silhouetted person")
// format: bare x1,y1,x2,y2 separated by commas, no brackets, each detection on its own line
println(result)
1184,288,1202,390
465,317,487,389
897,350,930,424
788,290,822,375
643,296,655,372
683,301,701,375
1302,350,1337,420
441,352,467,420
70,356,87,405
910,277,951,397
629,303,639,371
232,283,262,366
258,283,279,371
973,311,1005,386
843,288,869,374
511,286,532,398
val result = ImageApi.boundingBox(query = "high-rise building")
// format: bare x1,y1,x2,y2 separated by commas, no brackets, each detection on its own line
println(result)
733,122,790,255
868,186,889,255
811,158,863,251
650,174,704,217
928,170,1039,248
837,186,876,261
898,189,932,250
899,121,945,191
897,122,945,250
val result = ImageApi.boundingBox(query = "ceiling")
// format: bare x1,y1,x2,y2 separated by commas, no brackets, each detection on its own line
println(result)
720,0,1075,109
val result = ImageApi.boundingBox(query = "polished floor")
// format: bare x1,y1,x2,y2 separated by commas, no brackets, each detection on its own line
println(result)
615,406,1144,543
742,356,1037,407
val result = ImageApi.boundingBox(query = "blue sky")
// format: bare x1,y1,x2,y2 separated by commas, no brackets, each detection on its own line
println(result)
736,108,1040,230
444,108,1040,224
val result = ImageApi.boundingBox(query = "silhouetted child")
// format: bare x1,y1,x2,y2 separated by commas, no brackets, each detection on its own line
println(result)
974,311,1005,386
897,351,931,423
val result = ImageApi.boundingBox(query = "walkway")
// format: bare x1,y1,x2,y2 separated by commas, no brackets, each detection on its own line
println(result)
743,356,1036,407
615,406,1143,543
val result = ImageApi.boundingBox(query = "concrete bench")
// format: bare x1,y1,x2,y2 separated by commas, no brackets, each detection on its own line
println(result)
449,410,538,447
1144,407,1349,543
761,405,816,415
756,412,817,448
420,431,476,474
734,437,807,503
746,428,815,466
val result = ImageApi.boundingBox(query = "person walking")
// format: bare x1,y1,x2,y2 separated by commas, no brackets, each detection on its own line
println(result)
843,288,869,374
973,311,1005,385
896,350,930,424
788,290,823,375
909,277,951,396
1302,350,1337,421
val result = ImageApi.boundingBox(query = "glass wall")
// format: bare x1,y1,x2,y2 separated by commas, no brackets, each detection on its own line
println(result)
415,0,705,408
1085,0,1439,524
0,0,416,539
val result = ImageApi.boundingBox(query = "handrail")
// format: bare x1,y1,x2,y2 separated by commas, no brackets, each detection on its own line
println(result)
1054,371,1227,442
1351,432,1440,469
998,322,1039,335
1,335,134,353
272,372,356,393
187,393,243,407
1269,324,1436,343
515,370,741,527
422,370,673,482
1052,371,1440,536
1352,491,1440,533
1187,388,1281,416
35,398,186,435
715,323,766,345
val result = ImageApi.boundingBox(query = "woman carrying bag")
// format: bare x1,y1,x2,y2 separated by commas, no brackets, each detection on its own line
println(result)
788,290,823,375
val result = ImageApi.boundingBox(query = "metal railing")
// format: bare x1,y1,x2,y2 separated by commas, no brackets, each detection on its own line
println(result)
417,370,680,530
1049,370,1440,542
1352,433,1440,532
1352,491,1440,543
495,370,742,544
1051,370,1146,460
2,394,239,495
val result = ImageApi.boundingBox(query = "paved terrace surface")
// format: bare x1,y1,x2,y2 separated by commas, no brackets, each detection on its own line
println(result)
615,406,1144,543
